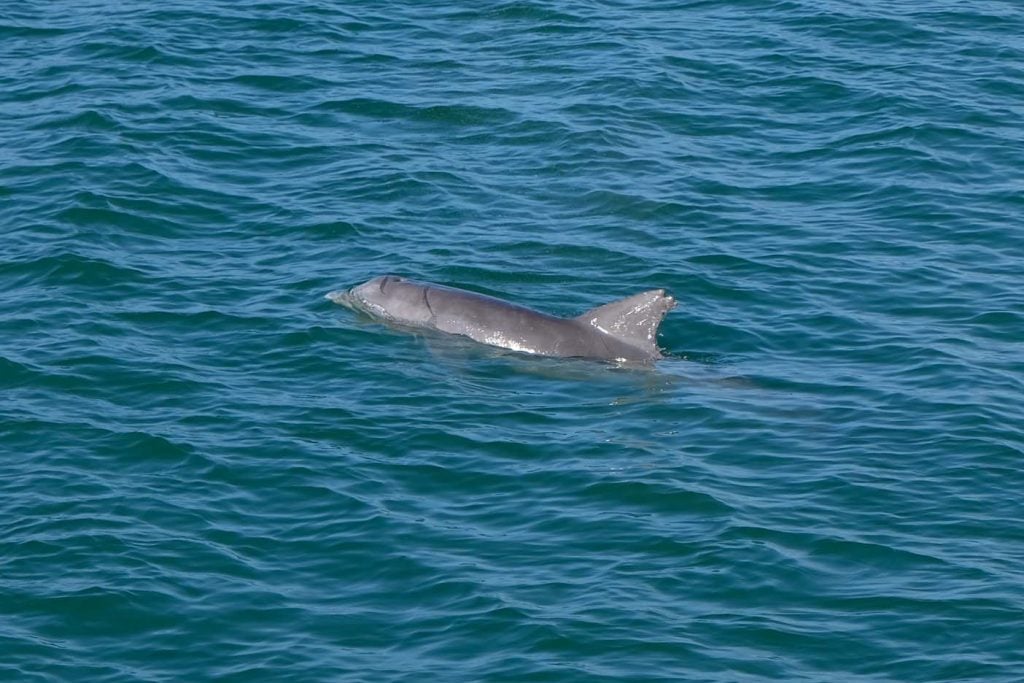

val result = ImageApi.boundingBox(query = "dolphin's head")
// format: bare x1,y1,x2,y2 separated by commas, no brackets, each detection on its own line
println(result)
326,275,433,325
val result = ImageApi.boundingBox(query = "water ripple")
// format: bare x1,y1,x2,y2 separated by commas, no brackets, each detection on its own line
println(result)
3,0,1024,680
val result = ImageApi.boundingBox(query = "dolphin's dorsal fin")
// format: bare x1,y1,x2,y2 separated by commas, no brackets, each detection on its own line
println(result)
574,289,676,355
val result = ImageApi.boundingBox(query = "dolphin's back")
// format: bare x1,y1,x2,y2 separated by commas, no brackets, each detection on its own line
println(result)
424,283,585,357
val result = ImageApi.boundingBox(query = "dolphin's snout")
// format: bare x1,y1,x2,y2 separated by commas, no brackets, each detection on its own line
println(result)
325,290,349,305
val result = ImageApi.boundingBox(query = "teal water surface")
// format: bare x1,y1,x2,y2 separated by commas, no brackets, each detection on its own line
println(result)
2,1,1023,681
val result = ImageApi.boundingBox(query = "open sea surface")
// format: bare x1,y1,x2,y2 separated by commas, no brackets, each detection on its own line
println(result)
2,1,1023,680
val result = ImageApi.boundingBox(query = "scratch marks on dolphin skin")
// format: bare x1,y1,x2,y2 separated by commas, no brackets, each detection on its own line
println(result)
482,333,537,355
423,287,436,323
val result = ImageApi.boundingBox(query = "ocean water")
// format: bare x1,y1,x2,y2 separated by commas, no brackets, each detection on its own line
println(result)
2,1,1023,680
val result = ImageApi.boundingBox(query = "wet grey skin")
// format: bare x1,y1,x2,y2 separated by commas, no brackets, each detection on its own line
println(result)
326,275,676,362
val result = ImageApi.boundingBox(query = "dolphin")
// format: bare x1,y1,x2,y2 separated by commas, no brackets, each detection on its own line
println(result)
326,275,675,362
